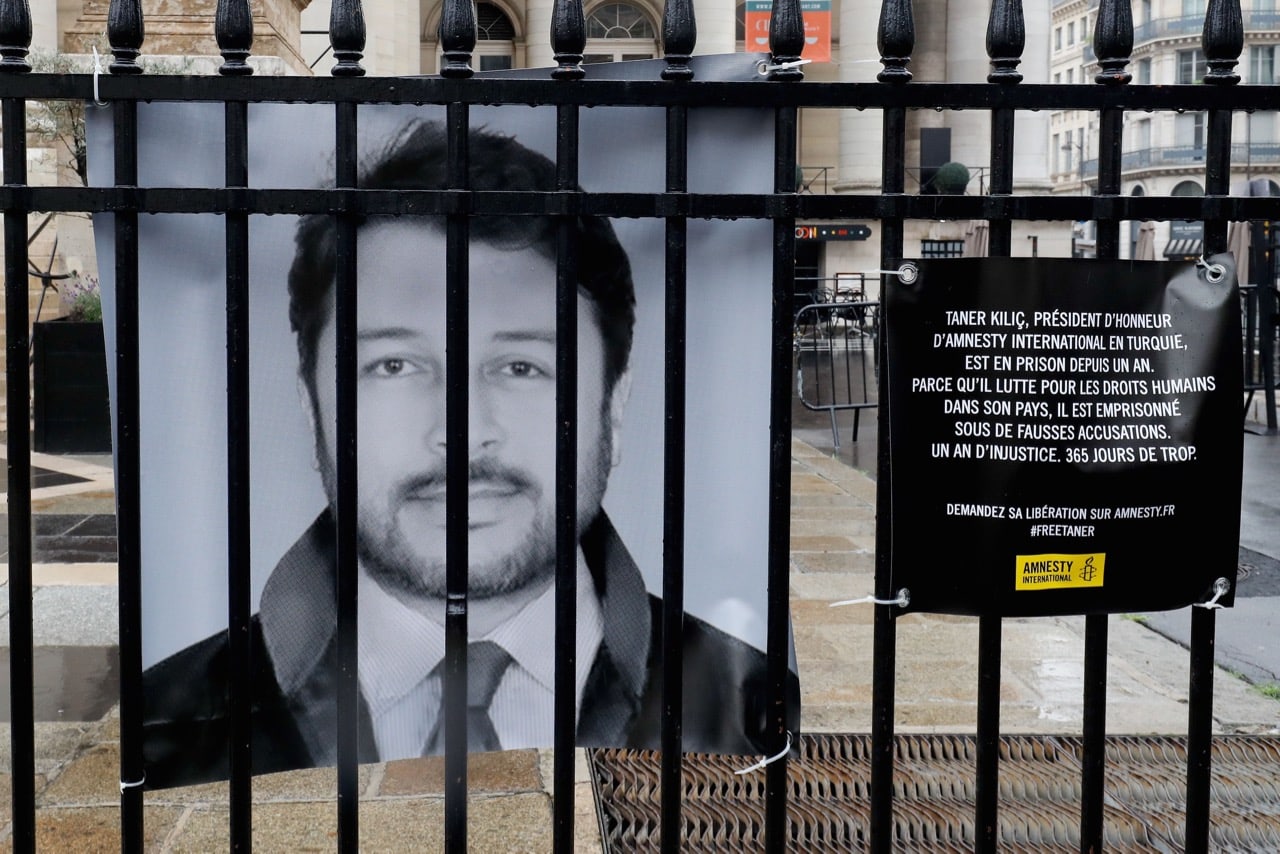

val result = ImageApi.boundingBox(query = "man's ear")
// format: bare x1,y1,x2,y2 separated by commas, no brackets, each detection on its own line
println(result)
606,370,632,469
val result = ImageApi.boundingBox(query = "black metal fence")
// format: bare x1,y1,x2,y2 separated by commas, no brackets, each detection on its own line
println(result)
2,0,1277,851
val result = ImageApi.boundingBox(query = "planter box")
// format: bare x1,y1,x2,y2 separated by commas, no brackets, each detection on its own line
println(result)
32,320,112,454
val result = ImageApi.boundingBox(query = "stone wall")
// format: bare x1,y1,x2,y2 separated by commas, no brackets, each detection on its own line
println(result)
63,0,313,74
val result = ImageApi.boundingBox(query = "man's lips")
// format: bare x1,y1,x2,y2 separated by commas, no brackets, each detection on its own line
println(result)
404,478,529,502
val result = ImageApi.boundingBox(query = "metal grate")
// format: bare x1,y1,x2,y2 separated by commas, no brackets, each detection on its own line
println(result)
588,734,1280,852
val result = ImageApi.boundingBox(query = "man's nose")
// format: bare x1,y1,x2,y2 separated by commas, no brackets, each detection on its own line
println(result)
429,386,505,457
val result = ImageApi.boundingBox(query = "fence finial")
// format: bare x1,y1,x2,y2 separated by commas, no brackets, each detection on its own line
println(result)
0,0,32,73
877,0,914,83
108,0,145,75
439,0,476,78
986,0,1024,84
551,0,585,80
767,0,805,80
330,0,366,77
661,0,697,80
1202,0,1243,84
216,0,254,76
1093,0,1133,85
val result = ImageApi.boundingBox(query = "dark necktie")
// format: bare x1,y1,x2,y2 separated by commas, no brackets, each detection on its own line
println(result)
425,641,514,753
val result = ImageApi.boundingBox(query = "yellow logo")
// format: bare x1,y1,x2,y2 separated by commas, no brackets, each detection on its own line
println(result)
1015,553,1105,591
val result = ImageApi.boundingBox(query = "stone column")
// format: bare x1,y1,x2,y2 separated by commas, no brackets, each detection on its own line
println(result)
832,0,883,195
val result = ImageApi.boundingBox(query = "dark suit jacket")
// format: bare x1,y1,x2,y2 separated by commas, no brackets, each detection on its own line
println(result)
143,511,801,789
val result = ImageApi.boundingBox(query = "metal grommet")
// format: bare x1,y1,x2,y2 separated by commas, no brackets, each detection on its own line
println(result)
897,262,919,285
1195,256,1226,284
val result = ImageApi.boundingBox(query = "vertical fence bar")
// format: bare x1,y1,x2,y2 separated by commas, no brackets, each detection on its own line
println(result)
1082,3,1133,848
550,2,584,847
660,2,694,848
216,1,254,849
658,106,688,853
0,1,32,848
1186,2,1242,850
105,1,146,848
765,3,804,850
440,2,475,847
327,6,365,851
975,6,1023,842
333,97,361,854
871,0,912,848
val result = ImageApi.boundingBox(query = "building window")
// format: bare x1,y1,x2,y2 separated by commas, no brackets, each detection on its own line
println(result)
1130,118,1151,153
1249,111,1276,143
1182,0,1206,15
1136,57,1152,85
474,2,516,71
1250,45,1276,84
585,2,658,63
1175,112,1207,151
1052,133,1060,173
1066,68,1074,84
1054,72,1062,84
1080,17,1088,41
1055,27,1062,51
1067,22,1075,45
921,240,964,259
1177,49,1205,84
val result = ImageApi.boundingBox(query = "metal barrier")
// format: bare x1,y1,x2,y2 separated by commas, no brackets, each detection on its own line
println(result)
794,298,879,450
2,0,1276,851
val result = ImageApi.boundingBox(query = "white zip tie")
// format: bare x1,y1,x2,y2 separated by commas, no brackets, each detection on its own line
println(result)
92,46,108,107
120,773,146,792
734,731,793,775
874,263,918,284
756,58,812,76
1194,577,1231,610
829,588,910,609
1195,256,1226,284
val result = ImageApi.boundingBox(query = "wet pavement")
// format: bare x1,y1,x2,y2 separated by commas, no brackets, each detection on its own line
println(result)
0,405,1277,848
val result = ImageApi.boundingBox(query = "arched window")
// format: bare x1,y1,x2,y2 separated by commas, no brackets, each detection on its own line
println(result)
584,2,658,63
1171,180,1204,196
475,2,516,71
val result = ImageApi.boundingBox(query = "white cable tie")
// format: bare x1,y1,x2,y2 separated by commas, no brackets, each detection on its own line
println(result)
755,58,813,76
874,263,918,284
120,773,146,793
1194,577,1231,610
829,588,910,609
733,731,793,775
1195,256,1226,284
92,46,109,107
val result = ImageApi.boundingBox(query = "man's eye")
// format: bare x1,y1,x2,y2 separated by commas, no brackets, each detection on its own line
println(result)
366,358,419,378
500,360,548,379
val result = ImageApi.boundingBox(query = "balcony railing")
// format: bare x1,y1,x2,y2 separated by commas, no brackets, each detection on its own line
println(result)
1079,142,1280,176
1131,10,1280,46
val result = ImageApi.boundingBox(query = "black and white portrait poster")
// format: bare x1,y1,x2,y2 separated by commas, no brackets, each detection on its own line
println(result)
885,257,1242,617
89,57,801,789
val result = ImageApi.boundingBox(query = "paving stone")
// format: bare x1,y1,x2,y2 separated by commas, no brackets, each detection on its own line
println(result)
363,793,552,852
377,750,542,796
0,586,119,646
0,805,182,854
790,550,874,574
40,744,118,805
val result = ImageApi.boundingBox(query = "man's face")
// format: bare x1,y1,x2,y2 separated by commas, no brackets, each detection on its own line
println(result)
308,219,628,600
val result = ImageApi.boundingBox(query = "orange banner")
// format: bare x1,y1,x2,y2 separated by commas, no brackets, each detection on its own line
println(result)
744,0,832,64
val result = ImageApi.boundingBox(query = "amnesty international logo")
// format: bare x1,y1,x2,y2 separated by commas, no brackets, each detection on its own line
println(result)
1015,553,1106,591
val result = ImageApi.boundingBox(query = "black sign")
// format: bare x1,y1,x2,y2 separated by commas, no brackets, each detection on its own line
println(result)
884,257,1242,617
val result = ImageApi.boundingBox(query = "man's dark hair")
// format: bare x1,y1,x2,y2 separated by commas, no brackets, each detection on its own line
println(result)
288,120,636,390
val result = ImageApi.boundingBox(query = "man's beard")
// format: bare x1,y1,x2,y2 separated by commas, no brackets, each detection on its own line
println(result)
358,459,562,600
319,434,613,603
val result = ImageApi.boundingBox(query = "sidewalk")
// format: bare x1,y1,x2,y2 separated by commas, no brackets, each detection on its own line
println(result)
0,437,1276,851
